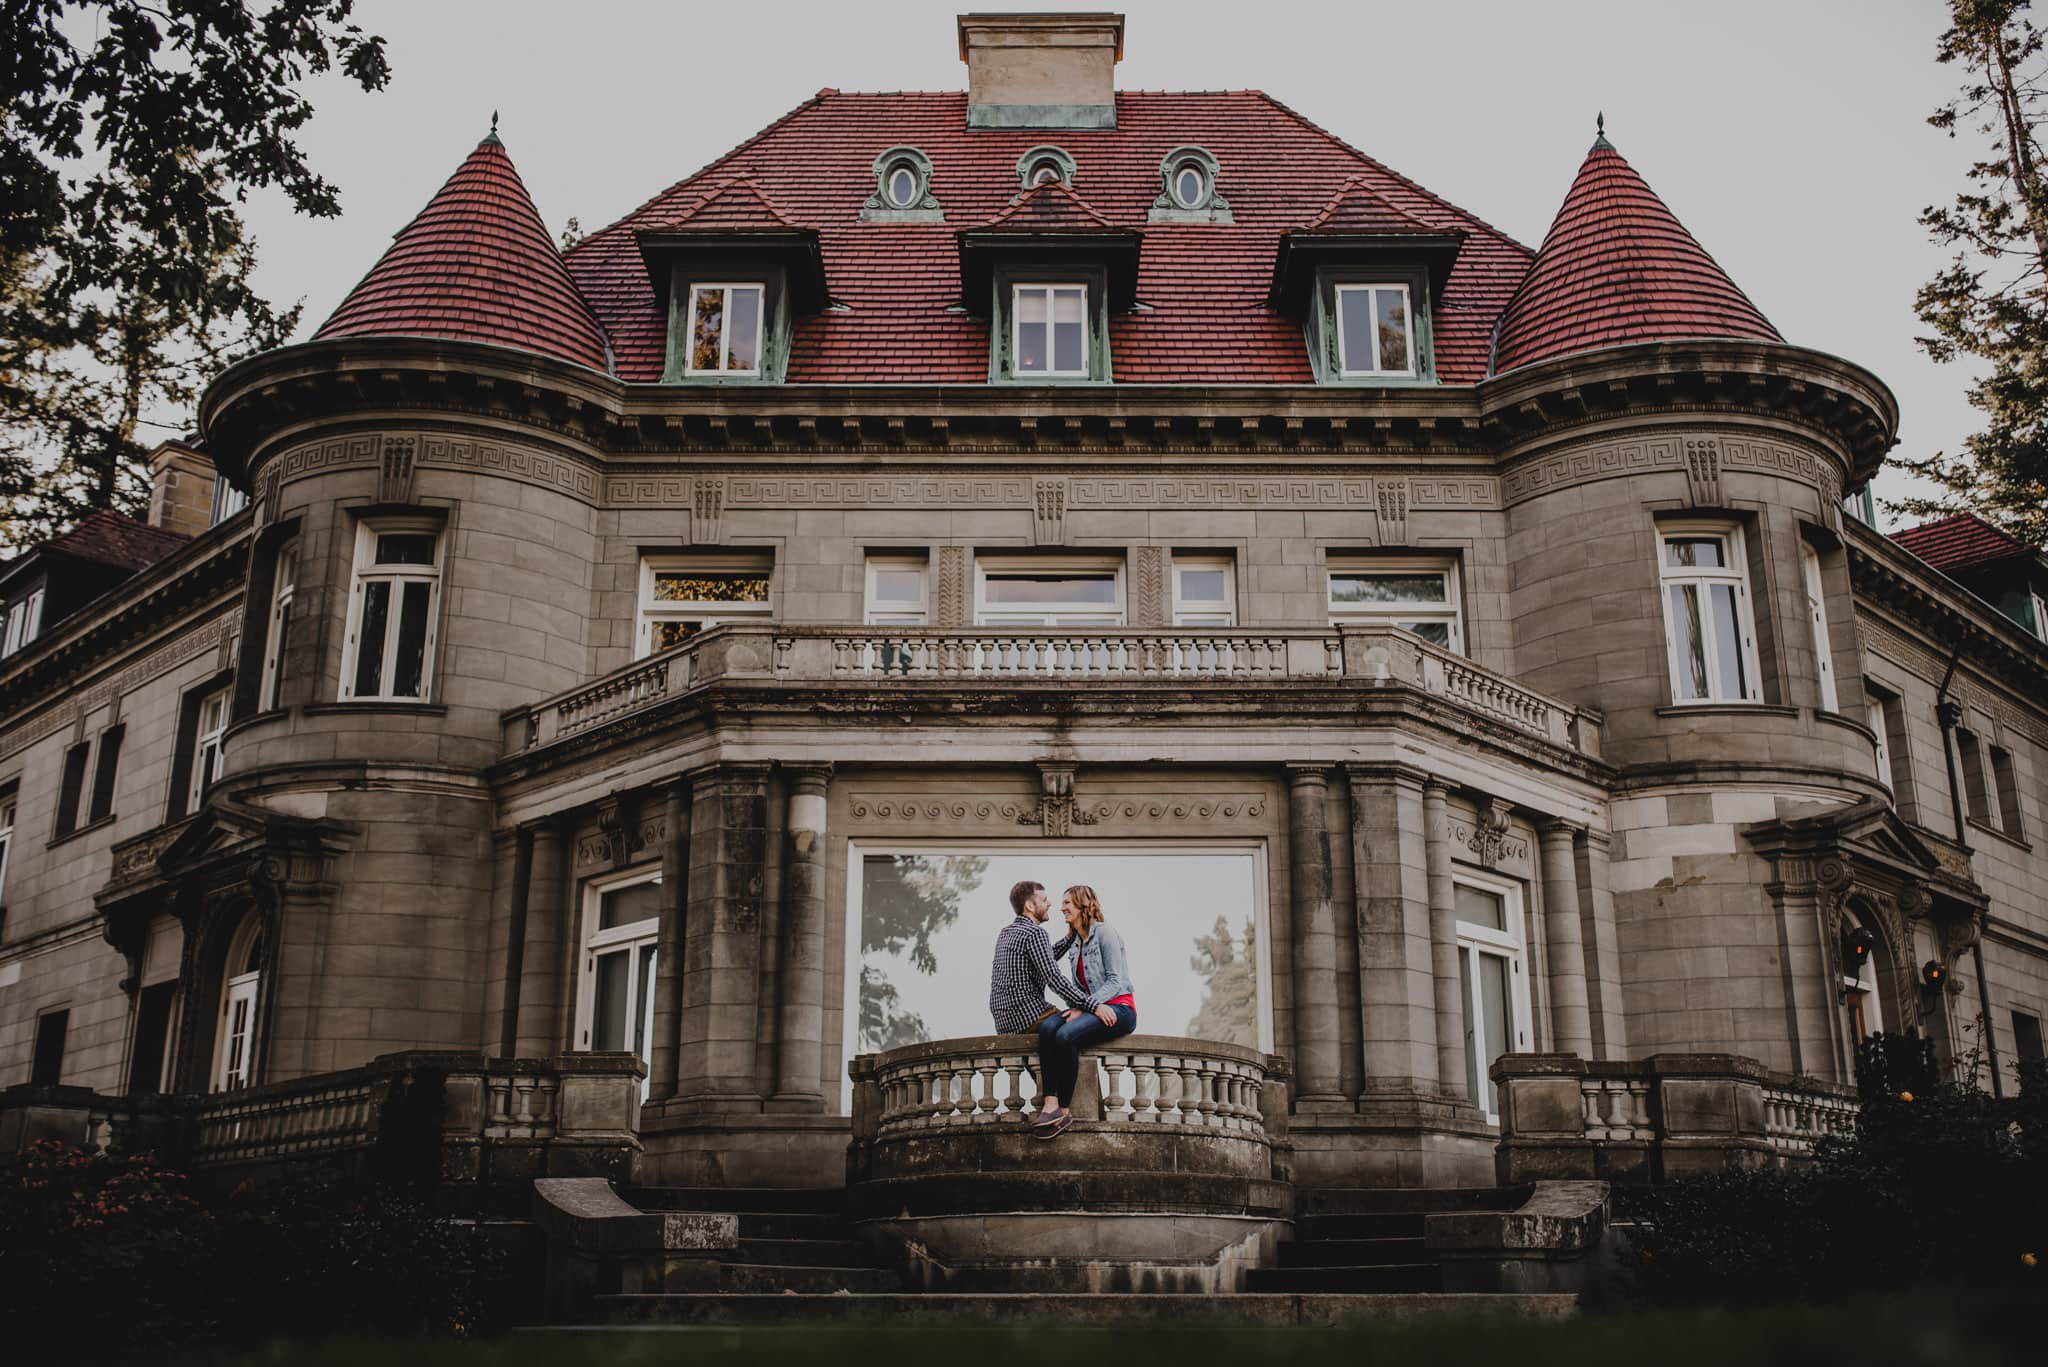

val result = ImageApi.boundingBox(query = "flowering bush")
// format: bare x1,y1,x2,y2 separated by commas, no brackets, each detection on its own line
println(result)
1628,1031,2048,1303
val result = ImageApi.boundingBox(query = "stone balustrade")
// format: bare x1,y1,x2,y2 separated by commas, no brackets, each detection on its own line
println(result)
504,623,1601,758
854,1033,1275,1142
1492,1052,1858,1185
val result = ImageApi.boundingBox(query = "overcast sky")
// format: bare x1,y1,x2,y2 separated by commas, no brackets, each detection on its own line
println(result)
240,0,1982,522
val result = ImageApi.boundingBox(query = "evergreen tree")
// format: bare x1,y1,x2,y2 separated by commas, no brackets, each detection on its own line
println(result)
1901,0,2048,545
1,1,391,550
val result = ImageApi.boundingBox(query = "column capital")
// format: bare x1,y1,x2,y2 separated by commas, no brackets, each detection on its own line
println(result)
1536,816,1586,842
783,762,834,795
1342,760,1432,792
1284,762,1333,787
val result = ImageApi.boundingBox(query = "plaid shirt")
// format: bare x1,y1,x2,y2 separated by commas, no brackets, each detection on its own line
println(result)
989,914,1087,1033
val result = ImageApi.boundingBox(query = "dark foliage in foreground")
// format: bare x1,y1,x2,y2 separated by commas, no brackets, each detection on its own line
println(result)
1629,1032,2048,1302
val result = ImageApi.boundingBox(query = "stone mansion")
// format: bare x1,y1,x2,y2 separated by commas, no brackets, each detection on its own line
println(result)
1,12,2044,1294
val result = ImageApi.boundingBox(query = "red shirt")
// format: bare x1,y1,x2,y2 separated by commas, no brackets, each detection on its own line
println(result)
1076,950,1136,1011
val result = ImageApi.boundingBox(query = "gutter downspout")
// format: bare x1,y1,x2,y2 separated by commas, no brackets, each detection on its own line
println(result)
1934,647,2004,1098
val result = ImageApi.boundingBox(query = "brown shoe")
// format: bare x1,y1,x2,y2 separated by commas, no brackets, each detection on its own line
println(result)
1032,1107,1071,1139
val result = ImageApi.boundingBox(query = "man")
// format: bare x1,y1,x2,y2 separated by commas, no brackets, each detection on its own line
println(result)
988,879,1088,1035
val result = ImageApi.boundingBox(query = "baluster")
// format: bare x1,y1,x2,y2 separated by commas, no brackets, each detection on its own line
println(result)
1130,1054,1160,1123
1102,1054,1130,1121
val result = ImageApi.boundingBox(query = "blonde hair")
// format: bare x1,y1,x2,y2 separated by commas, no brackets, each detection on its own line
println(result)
1063,885,1104,935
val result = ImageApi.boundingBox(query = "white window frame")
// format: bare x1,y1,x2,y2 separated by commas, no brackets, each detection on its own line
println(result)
576,867,662,1098
974,556,1125,627
1010,283,1090,379
1867,695,1893,793
1172,160,1207,209
684,282,766,377
188,687,231,814
0,795,14,902
1334,283,1417,378
212,915,265,1094
260,540,298,710
1326,556,1464,652
1171,556,1236,627
635,554,773,658
864,556,930,626
1452,868,1533,1126
1801,541,1838,712
1656,522,1762,705
339,520,443,702
2,588,43,658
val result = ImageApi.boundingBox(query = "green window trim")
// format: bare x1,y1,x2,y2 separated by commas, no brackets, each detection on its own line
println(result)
861,146,944,224
662,262,795,385
1149,145,1232,224
1014,145,1079,190
1306,266,1438,387
986,264,1114,384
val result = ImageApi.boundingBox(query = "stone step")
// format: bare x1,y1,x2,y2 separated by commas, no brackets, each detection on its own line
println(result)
1295,1212,1430,1240
592,1291,1577,1327
733,1211,858,1242
1244,1264,1442,1295
704,1263,901,1295
624,1186,845,1215
736,1237,877,1268
1296,1186,1528,1216
1276,1236,1428,1267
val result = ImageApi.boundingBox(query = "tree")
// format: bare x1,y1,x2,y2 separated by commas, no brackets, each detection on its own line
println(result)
1,1,391,551
1184,914,1257,1048
856,853,988,1051
1901,0,2048,546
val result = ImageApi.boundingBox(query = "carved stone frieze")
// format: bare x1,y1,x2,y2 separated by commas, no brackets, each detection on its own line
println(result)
725,476,1032,507
691,475,726,544
1684,437,1722,506
1375,478,1409,543
935,546,968,627
378,435,418,504
847,791,1269,832
1034,479,1069,546
1456,797,1519,868
0,612,238,763
420,434,599,501
1133,546,1167,626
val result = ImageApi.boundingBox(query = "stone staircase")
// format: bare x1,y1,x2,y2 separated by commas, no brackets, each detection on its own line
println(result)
578,1181,1578,1326
1247,1186,1530,1295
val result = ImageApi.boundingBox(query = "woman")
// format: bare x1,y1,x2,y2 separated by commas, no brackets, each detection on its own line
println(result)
1032,884,1138,1139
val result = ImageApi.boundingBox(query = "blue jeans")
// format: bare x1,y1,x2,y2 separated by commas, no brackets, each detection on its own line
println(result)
1036,1004,1137,1107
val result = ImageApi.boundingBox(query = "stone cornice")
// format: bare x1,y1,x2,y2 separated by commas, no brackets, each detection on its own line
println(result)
198,335,1897,488
1847,518,2048,704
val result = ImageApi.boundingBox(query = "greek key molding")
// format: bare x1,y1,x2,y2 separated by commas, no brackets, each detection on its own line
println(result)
0,611,238,763
271,433,379,488
1502,436,1682,504
724,476,1033,507
846,792,1270,831
421,434,600,501
1503,432,1842,508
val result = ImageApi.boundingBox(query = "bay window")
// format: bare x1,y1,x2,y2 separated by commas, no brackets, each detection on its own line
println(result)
341,522,442,702
1657,525,1760,704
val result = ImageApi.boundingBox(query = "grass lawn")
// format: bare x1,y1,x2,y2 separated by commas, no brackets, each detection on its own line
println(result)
154,1293,2037,1367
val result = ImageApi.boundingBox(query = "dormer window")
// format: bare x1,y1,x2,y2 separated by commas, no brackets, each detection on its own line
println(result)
686,284,765,375
862,147,943,223
1013,284,1089,376
1173,164,1204,207
1015,145,1077,190
1150,146,1230,223
1335,284,1415,378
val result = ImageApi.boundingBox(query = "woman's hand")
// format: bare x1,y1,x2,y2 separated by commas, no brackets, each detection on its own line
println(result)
1094,1004,1117,1026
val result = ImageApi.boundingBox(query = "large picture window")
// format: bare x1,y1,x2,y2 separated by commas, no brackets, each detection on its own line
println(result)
974,559,1124,627
341,522,442,701
576,872,661,1096
1327,557,1463,650
1657,524,1760,704
1453,873,1531,1125
635,555,773,656
847,846,1271,1104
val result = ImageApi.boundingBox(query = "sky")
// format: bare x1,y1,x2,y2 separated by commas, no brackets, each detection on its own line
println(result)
236,0,1988,523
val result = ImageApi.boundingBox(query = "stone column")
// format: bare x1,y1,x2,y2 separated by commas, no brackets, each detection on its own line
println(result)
1577,832,1628,1060
1287,765,1344,1106
1537,820,1594,1059
1346,763,1439,1100
676,762,771,1110
493,825,533,1058
1422,781,1468,1101
771,764,832,1111
515,818,566,1059
648,778,690,1101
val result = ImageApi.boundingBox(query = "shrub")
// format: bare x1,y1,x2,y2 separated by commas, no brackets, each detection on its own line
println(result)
1629,1031,2048,1303
0,1142,503,1351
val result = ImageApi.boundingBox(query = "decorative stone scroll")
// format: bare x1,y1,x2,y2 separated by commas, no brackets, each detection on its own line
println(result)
1684,437,1722,506
1033,479,1069,545
378,436,418,504
690,475,726,545
1376,478,1410,543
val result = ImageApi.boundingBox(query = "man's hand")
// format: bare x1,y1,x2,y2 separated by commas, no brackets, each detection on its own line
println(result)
1094,1004,1117,1026
1063,1009,1085,1021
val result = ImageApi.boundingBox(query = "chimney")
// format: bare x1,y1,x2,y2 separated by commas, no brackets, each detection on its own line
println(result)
146,441,219,538
958,12,1124,129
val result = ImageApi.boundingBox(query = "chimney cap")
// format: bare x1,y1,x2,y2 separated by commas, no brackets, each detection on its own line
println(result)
957,12,1126,61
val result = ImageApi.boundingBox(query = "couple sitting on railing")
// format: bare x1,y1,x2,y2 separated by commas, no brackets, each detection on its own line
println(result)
987,879,1138,1140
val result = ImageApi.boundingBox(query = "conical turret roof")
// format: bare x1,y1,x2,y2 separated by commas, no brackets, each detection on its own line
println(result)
315,131,609,371
1492,133,1778,373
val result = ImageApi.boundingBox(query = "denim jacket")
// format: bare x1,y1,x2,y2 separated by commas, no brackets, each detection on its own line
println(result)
1054,921,1136,1010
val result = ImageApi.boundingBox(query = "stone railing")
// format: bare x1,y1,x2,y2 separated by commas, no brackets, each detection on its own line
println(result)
851,1033,1277,1143
4,1052,645,1187
505,623,1602,758
1492,1052,1858,1185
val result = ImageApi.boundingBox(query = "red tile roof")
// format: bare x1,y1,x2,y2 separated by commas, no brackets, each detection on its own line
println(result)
1891,513,2035,572
643,177,802,233
563,90,1535,384
316,134,609,371
2,510,189,583
1298,177,1459,237
1491,137,1779,373
976,179,1118,231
